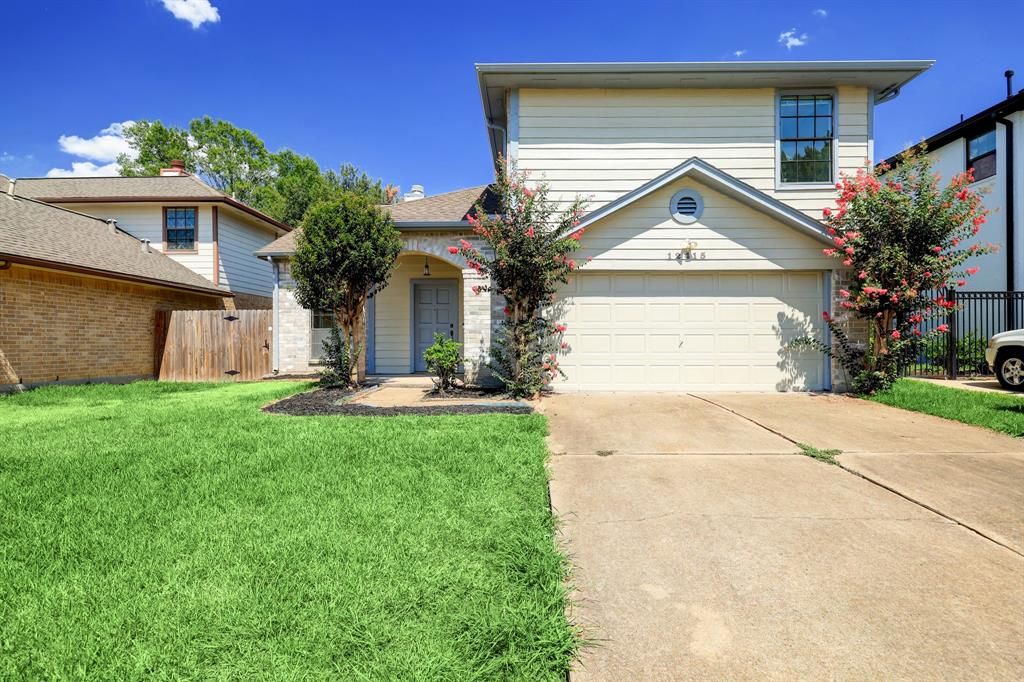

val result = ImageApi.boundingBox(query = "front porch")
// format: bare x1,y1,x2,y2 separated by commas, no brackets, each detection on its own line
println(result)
275,238,498,382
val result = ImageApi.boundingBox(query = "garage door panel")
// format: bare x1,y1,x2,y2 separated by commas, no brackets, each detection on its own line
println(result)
556,271,826,392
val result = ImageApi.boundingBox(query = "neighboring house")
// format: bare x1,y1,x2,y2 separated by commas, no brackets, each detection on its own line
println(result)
0,174,228,390
259,60,932,392
880,79,1023,293
11,162,292,308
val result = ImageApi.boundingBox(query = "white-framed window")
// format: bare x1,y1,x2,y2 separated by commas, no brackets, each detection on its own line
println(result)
778,93,835,186
310,309,333,361
966,128,997,181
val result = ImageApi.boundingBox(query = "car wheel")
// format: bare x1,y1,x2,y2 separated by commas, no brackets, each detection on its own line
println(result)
995,349,1024,391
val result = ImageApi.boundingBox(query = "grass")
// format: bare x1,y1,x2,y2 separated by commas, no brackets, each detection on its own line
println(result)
796,443,842,465
0,381,577,680
868,379,1024,437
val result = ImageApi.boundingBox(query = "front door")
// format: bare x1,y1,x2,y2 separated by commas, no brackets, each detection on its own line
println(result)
413,280,458,372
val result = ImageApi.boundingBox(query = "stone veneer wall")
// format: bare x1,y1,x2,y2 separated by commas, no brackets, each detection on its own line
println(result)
0,264,224,389
827,269,870,392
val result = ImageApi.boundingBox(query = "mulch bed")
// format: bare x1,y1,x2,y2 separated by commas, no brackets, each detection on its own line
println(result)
263,387,532,417
422,385,506,401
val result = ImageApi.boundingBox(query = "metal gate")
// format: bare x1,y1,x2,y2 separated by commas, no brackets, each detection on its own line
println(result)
155,309,272,381
903,289,1024,379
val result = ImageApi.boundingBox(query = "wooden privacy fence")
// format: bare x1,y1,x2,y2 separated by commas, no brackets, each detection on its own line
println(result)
155,309,272,381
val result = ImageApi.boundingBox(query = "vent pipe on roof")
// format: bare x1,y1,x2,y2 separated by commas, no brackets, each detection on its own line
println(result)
6,178,15,196
140,238,151,254
403,185,425,202
107,219,118,235
1006,70,1015,99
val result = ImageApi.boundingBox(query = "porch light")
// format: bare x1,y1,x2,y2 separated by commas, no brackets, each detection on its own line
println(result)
423,256,431,277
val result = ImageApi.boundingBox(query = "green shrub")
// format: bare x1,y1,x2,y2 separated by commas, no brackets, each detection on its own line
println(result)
423,332,461,393
923,331,987,374
319,321,359,388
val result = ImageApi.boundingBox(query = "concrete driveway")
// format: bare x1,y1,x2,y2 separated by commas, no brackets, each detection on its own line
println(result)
543,393,1024,680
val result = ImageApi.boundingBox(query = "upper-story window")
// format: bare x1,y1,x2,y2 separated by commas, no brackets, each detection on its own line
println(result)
966,128,997,181
779,94,834,184
163,207,197,251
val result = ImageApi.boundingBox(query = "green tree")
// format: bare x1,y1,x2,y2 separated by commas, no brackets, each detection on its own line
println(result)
795,148,993,393
117,121,195,176
188,116,273,206
118,118,398,225
451,162,587,397
291,195,403,386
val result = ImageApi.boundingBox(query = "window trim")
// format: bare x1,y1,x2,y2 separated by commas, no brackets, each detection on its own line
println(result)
162,205,200,254
775,88,839,191
309,308,335,364
965,126,997,183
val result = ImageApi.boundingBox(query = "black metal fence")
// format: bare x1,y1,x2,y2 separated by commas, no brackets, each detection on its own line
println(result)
903,289,1024,379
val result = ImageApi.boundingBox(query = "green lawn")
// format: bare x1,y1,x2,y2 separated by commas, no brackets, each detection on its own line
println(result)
868,379,1024,437
0,381,577,680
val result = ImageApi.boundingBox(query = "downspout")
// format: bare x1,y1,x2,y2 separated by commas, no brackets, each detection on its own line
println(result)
486,120,507,172
995,115,1015,293
269,257,280,373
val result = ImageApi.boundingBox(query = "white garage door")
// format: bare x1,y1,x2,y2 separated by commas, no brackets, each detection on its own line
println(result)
556,272,826,392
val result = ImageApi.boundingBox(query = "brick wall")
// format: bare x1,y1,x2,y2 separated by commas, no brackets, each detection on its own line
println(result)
828,269,871,392
226,292,272,310
0,264,223,388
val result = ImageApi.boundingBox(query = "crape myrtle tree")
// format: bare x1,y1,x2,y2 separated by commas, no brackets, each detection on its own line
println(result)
291,194,403,387
450,162,587,398
795,148,994,393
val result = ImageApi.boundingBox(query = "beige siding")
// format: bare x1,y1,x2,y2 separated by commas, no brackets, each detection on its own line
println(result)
517,86,870,217
578,177,834,271
373,255,462,374
54,202,216,281
217,207,276,297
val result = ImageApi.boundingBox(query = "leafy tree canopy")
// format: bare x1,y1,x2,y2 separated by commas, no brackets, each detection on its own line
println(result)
117,118,397,226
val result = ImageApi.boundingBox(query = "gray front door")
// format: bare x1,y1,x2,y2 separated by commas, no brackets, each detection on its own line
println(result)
413,281,457,372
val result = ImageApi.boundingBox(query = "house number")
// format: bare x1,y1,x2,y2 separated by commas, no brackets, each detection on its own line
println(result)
669,242,706,264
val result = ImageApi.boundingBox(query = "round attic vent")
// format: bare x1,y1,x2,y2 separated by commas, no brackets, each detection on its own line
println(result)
670,189,704,224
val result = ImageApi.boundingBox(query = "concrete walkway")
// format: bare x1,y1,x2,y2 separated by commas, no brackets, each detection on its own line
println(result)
544,393,1024,680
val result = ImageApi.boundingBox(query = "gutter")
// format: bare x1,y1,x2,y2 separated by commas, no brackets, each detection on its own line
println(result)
269,256,280,373
995,115,1016,291
0,253,232,297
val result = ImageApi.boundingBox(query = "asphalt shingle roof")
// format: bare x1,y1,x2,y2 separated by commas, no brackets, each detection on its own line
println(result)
255,185,498,257
0,186,227,295
13,175,225,200
12,175,293,233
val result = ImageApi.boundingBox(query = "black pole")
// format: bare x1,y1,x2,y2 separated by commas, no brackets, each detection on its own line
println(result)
947,288,958,380
995,115,1016,328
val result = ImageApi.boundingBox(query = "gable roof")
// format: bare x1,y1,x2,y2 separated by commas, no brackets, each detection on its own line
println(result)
12,175,293,234
384,185,500,225
568,157,832,245
255,185,499,257
0,184,228,296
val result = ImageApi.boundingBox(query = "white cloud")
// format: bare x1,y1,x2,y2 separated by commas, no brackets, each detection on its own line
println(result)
813,9,828,18
161,0,220,29
778,29,809,49
56,121,134,163
733,50,747,58
47,121,137,177
46,161,121,178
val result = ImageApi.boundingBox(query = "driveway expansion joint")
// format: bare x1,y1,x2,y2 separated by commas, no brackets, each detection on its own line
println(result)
690,393,1024,559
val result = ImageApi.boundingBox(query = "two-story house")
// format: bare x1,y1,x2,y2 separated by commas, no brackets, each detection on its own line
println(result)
259,60,932,392
12,162,291,308
881,75,1022,294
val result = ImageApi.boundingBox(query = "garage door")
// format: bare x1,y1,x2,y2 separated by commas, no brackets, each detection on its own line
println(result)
556,272,826,392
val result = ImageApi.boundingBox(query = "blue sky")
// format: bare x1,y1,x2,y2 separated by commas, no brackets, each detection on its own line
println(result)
2,0,1020,195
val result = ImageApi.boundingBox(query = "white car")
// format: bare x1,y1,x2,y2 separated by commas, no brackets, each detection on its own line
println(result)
986,329,1024,391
